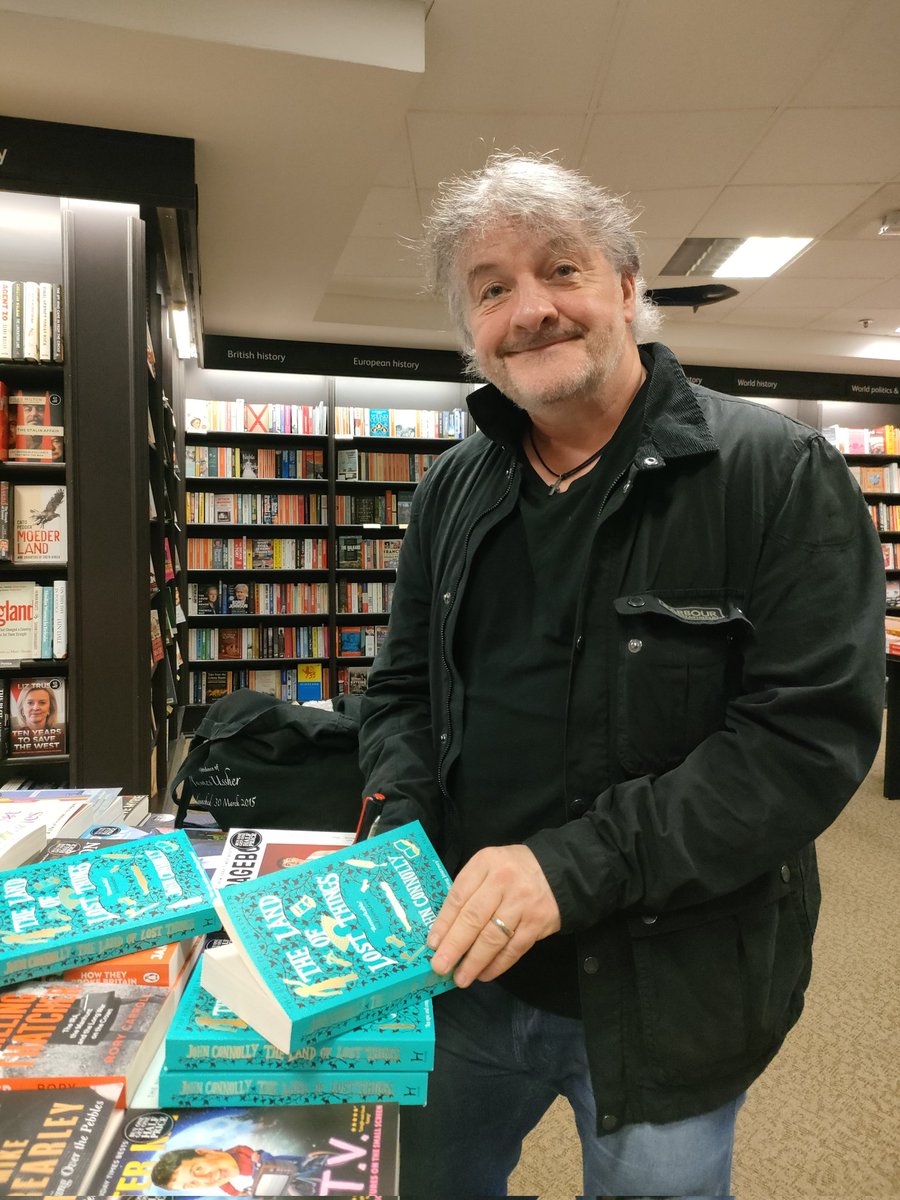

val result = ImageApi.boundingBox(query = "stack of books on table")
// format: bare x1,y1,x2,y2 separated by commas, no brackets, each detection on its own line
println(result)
0,814,452,1195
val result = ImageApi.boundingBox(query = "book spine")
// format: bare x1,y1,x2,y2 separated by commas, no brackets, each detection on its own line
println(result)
53,579,67,659
0,282,12,359
38,283,53,363
22,282,39,362
52,284,64,362
11,282,24,360
0,908,219,990
32,582,42,660
0,678,7,757
167,1031,433,1072
158,1067,429,1107
0,481,9,560
40,585,52,660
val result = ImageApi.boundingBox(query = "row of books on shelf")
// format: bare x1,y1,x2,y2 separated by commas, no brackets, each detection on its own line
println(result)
866,502,900,532
334,488,415,526
186,396,328,436
338,624,388,658
333,404,467,440
0,480,67,563
883,542,900,570
188,578,330,616
0,810,449,1194
0,279,64,363
188,623,329,662
337,580,396,614
338,534,402,570
187,534,328,571
886,615,900,655
823,423,900,455
185,445,325,480
0,384,65,462
186,488,328,525
189,664,326,704
0,577,66,661
0,674,66,757
337,664,372,694
848,461,900,493
337,446,438,482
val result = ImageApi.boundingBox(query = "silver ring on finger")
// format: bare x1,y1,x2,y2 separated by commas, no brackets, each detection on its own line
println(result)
491,915,516,940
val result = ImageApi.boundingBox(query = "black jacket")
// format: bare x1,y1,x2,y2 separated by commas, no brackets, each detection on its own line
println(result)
358,342,886,1132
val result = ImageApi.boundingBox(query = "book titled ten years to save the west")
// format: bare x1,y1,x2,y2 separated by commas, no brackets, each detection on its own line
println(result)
0,829,219,987
202,819,454,1054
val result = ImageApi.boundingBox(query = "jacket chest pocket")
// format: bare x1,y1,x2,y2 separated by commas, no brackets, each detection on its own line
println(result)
614,592,751,776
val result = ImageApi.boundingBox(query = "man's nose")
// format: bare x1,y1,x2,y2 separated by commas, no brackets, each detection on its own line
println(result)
510,277,558,330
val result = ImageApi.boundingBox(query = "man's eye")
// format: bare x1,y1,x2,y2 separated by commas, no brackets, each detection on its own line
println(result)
554,263,577,278
481,283,505,301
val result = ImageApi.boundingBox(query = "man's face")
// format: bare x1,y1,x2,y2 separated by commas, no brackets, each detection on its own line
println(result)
165,1149,239,1190
23,689,51,727
22,404,44,424
461,222,637,413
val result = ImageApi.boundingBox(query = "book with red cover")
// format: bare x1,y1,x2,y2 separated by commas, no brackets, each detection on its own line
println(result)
7,389,64,463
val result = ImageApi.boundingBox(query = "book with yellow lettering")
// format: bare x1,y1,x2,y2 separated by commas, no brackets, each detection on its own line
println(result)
202,820,453,1053
0,830,218,987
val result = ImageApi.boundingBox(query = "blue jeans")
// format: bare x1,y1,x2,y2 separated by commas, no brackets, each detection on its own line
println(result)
400,981,740,1198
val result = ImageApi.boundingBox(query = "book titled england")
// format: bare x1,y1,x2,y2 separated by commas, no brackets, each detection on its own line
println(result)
203,820,454,1054
0,829,219,987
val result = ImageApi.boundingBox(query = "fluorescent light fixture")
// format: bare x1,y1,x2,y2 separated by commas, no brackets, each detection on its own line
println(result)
712,237,812,278
169,305,196,359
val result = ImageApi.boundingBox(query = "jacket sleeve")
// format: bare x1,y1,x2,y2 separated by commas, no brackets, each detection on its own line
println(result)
357,477,448,845
526,435,886,932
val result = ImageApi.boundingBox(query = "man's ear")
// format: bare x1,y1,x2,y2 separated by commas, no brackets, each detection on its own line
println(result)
621,272,637,324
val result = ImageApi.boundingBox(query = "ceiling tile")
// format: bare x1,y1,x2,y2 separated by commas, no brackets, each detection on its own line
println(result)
791,0,900,107
598,0,858,112
736,276,876,309
733,108,900,186
809,307,900,336
691,184,877,238
782,240,900,279
413,0,619,112
844,277,900,310
626,188,722,239
720,307,832,329
581,110,775,192
407,112,585,189
334,235,422,278
350,187,423,239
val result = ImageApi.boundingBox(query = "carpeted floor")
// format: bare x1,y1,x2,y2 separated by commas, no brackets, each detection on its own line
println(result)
508,729,900,1200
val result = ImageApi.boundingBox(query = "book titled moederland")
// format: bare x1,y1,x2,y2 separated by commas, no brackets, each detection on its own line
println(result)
202,820,454,1054
0,829,219,988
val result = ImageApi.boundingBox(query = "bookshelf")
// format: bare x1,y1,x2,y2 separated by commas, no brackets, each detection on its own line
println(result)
178,366,470,717
0,188,179,794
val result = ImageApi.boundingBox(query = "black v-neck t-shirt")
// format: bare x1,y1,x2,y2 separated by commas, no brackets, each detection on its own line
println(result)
450,374,648,1014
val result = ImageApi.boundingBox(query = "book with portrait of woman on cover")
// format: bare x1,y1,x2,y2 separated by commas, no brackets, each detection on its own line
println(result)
201,820,454,1054
8,674,66,755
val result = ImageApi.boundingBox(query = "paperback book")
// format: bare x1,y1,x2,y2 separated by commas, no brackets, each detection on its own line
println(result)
88,1100,399,1197
0,971,193,1106
202,820,453,1053
7,388,65,462
167,960,434,1072
0,796,94,839
0,1083,122,1198
8,674,67,755
0,829,218,987
12,483,67,564
211,827,355,891
158,1062,428,1107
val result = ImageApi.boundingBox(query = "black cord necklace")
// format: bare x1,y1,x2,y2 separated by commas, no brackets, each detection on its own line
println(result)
528,430,604,496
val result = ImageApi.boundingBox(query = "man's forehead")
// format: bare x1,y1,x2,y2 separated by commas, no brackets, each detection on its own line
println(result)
461,222,603,275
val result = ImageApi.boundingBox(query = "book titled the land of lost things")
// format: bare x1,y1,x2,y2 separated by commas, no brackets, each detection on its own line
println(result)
202,820,454,1054
0,829,219,988
159,960,434,1108
88,1100,399,1197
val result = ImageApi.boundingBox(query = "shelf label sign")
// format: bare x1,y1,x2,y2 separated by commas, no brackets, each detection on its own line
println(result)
204,334,466,382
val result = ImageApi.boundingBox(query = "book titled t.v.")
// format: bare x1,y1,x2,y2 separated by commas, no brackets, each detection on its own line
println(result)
0,829,219,987
202,820,454,1054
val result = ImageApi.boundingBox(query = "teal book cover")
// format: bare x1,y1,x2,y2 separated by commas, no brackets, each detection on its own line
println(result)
0,829,219,987
210,820,454,1052
367,408,390,437
167,960,434,1071
159,1064,429,1107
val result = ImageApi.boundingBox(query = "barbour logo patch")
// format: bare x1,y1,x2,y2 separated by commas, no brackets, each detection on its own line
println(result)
659,600,726,622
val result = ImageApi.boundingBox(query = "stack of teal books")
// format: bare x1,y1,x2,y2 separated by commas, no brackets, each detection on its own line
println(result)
160,963,435,1107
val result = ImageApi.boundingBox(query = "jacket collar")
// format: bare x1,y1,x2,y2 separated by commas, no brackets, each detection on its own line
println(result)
466,341,719,464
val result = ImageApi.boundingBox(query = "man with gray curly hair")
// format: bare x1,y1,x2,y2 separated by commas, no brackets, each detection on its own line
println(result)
358,152,884,1196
